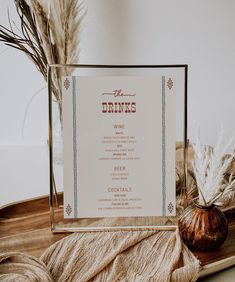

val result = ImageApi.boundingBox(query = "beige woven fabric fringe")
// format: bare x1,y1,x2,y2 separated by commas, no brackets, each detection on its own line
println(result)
0,229,200,282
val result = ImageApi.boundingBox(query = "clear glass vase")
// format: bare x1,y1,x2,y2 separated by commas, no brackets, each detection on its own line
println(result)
52,115,62,165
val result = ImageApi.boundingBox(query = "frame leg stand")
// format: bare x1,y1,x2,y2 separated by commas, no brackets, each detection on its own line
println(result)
52,170,59,207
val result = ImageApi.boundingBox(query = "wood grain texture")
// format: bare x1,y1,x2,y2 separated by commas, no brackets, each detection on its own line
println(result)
0,195,66,257
0,195,235,276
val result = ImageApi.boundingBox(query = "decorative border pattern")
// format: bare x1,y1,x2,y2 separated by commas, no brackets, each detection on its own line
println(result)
162,76,166,216
66,203,72,216
167,78,173,90
168,202,174,214
64,78,71,90
72,76,78,218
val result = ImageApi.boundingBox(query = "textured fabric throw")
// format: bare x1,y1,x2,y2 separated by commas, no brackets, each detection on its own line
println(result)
0,228,200,282
0,253,52,282
0,146,205,281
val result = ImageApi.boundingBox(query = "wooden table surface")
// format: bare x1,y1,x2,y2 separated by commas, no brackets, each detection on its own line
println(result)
0,195,235,278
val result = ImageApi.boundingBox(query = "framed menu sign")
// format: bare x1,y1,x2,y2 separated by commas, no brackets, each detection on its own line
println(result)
48,65,188,232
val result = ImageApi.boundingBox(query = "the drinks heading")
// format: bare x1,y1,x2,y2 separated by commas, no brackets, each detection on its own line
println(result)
102,89,136,113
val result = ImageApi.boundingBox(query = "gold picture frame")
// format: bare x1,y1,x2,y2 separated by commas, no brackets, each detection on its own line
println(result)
48,64,188,233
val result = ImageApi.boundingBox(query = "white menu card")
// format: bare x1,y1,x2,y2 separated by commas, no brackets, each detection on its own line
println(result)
62,75,176,218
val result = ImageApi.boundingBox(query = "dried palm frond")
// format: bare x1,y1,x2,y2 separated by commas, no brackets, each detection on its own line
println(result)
212,173,235,207
50,0,84,65
192,127,235,206
0,0,47,78
0,0,85,117
30,0,53,64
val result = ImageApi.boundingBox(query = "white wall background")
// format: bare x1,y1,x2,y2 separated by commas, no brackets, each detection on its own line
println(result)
1,0,235,205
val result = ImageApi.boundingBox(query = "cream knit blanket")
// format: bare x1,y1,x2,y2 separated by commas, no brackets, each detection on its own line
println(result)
0,228,200,282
